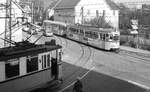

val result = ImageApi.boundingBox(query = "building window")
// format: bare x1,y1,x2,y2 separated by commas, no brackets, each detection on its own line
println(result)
5,60,19,78
27,55,38,73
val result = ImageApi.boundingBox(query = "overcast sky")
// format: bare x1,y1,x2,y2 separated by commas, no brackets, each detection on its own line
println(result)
113,0,150,3
1,0,150,4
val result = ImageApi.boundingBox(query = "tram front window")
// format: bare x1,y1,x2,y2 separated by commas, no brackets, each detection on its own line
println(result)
113,35,119,41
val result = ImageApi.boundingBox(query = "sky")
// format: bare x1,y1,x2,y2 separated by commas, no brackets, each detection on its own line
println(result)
0,0,19,3
113,0,150,3
1,0,150,4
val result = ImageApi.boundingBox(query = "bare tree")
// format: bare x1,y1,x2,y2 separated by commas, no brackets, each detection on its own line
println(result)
84,16,112,28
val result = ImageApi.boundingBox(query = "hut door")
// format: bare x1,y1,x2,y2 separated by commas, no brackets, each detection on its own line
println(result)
51,58,58,79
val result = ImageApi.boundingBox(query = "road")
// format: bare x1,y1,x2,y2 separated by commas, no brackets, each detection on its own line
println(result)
25,33,150,92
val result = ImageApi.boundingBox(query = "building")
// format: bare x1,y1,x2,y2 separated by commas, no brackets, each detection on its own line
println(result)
116,0,150,10
54,0,119,28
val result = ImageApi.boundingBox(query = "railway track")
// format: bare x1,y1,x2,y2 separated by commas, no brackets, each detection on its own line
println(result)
62,43,92,78
119,51,150,64
31,35,150,92
54,36,69,53
52,36,150,91
60,41,94,92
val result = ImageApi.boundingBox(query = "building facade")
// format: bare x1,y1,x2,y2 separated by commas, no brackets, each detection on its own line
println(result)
54,0,119,28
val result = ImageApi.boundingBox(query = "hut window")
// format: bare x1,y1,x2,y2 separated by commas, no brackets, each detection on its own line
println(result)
27,55,38,73
47,54,51,67
5,60,19,78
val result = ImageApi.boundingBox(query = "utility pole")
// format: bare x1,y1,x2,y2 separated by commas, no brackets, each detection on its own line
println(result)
81,7,84,24
4,0,12,47
31,2,33,23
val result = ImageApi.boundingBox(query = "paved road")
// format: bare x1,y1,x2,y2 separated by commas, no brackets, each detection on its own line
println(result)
25,34,150,92
64,67,147,92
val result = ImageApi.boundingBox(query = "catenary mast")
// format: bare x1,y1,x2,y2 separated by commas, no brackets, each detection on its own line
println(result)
4,0,12,47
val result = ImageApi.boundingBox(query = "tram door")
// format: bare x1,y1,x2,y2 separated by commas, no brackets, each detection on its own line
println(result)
51,50,58,79
51,58,58,79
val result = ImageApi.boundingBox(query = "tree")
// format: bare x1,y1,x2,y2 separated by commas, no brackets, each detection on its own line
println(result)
84,16,112,28
19,0,44,23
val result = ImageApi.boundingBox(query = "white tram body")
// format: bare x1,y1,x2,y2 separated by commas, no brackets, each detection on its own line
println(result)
67,25,120,50
43,20,68,36
42,20,120,51
0,41,62,92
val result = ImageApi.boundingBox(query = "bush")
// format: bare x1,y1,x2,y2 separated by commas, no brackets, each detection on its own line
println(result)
141,45,150,51
129,40,136,48
120,40,126,45
84,17,112,28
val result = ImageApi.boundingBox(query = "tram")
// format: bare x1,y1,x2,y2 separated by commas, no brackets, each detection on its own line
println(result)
67,24,120,51
0,40,62,92
43,20,68,36
42,20,120,51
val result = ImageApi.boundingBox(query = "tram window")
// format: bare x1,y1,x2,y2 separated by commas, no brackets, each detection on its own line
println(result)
110,35,113,40
75,28,78,34
113,35,119,41
105,34,109,41
91,32,98,39
44,55,47,68
47,54,50,67
70,27,78,34
96,33,98,39
5,61,19,78
75,29,79,34
85,31,91,37
69,28,73,33
99,33,103,40
27,56,38,73
64,27,67,31
42,56,44,69
89,31,92,38
80,29,84,35
106,34,109,37
102,34,105,40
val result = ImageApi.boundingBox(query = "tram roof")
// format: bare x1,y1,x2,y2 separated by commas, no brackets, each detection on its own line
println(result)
0,41,62,61
29,22,42,29
69,24,117,32
43,20,68,27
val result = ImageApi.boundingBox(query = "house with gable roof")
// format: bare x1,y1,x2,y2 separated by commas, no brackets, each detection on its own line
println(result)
54,0,119,28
